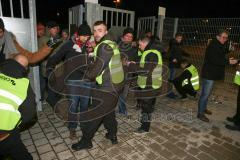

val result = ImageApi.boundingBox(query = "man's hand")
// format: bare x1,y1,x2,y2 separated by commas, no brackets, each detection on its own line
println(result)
47,38,62,48
173,58,177,63
229,57,238,65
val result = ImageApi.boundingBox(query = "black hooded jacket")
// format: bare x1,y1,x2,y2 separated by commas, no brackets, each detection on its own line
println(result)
201,38,229,80
0,59,36,133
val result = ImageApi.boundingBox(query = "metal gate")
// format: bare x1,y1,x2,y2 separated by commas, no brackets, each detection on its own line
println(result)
137,16,157,38
0,0,41,110
68,4,85,35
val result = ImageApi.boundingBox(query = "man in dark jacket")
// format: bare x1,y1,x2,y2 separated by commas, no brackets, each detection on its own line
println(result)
46,22,93,139
198,30,237,122
117,27,138,115
167,33,189,99
0,55,36,160
133,35,164,133
71,21,124,150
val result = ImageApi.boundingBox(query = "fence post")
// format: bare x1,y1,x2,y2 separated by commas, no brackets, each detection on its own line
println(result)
85,2,102,28
130,12,135,28
29,0,42,111
173,18,179,38
157,6,166,42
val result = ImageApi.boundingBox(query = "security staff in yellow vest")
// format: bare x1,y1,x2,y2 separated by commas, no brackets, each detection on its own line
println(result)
170,59,199,99
0,55,36,160
226,62,240,131
71,21,124,151
134,35,163,134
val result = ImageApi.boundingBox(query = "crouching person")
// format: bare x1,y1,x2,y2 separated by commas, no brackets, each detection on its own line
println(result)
170,59,199,99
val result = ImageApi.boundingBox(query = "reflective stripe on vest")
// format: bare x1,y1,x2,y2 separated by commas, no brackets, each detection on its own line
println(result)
182,65,200,91
93,40,124,85
137,49,162,89
234,71,240,85
0,73,29,131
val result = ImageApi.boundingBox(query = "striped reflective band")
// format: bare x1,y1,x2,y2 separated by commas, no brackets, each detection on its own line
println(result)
0,103,21,115
191,76,199,81
0,89,23,105
192,82,199,86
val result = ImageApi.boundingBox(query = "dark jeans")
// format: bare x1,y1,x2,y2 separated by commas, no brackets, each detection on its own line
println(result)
67,80,94,130
0,130,32,160
138,98,156,131
198,78,214,114
118,83,129,115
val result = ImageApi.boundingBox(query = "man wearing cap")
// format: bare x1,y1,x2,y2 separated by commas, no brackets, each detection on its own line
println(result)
46,22,93,139
0,18,53,64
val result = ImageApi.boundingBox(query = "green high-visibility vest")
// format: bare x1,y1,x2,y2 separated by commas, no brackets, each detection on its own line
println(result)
0,73,29,131
93,40,124,85
182,64,200,90
137,49,162,89
234,71,240,85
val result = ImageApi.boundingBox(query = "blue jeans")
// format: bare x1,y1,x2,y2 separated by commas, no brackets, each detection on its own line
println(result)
118,83,129,115
67,80,94,129
198,78,214,114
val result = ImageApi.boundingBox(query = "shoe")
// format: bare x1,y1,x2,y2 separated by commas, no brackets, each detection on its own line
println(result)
105,133,118,144
204,109,212,115
197,114,209,122
71,140,93,151
69,129,77,140
225,124,240,131
226,116,236,123
134,127,149,134
166,92,177,99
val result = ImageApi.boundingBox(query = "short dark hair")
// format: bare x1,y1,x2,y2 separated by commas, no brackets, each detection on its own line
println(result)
139,35,151,43
217,29,229,36
180,59,189,65
93,21,107,28
175,33,183,38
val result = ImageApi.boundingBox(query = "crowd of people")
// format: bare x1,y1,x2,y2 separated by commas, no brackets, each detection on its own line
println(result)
0,17,240,160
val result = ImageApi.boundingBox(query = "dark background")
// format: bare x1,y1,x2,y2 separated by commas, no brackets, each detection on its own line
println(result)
35,0,240,26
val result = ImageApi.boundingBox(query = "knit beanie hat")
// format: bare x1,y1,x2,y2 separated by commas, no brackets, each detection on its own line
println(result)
123,27,134,36
0,18,5,30
77,21,91,36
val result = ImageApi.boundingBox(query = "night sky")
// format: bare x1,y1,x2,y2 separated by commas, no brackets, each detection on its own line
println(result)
35,0,240,27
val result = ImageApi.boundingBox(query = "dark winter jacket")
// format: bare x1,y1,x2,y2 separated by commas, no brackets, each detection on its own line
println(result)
118,41,139,62
46,40,89,81
0,59,36,133
201,38,229,80
168,39,188,68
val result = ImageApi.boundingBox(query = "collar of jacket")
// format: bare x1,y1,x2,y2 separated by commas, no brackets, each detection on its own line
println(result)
0,59,27,78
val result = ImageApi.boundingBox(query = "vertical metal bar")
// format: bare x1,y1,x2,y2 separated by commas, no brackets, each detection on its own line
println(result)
130,12,134,28
0,0,3,16
29,0,42,111
173,18,179,38
10,0,14,17
116,12,118,26
121,12,123,26
152,18,155,35
110,11,113,28
69,9,72,33
20,0,24,18
106,10,108,25
126,14,129,27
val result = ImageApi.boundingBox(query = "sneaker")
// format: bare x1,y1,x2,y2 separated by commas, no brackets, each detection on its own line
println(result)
204,109,212,115
134,127,149,134
197,114,209,122
225,124,240,131
226,116,236,123
69,129,77,140
105,133,118,144
71,140,93,151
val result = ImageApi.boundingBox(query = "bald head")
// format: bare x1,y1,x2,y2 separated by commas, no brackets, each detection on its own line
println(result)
14,54,29,68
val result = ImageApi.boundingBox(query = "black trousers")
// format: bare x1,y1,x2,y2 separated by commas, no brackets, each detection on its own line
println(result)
80,92,119,143
173,80,196,97
0,130,32,160
138,98,156,131
233,86,240,126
